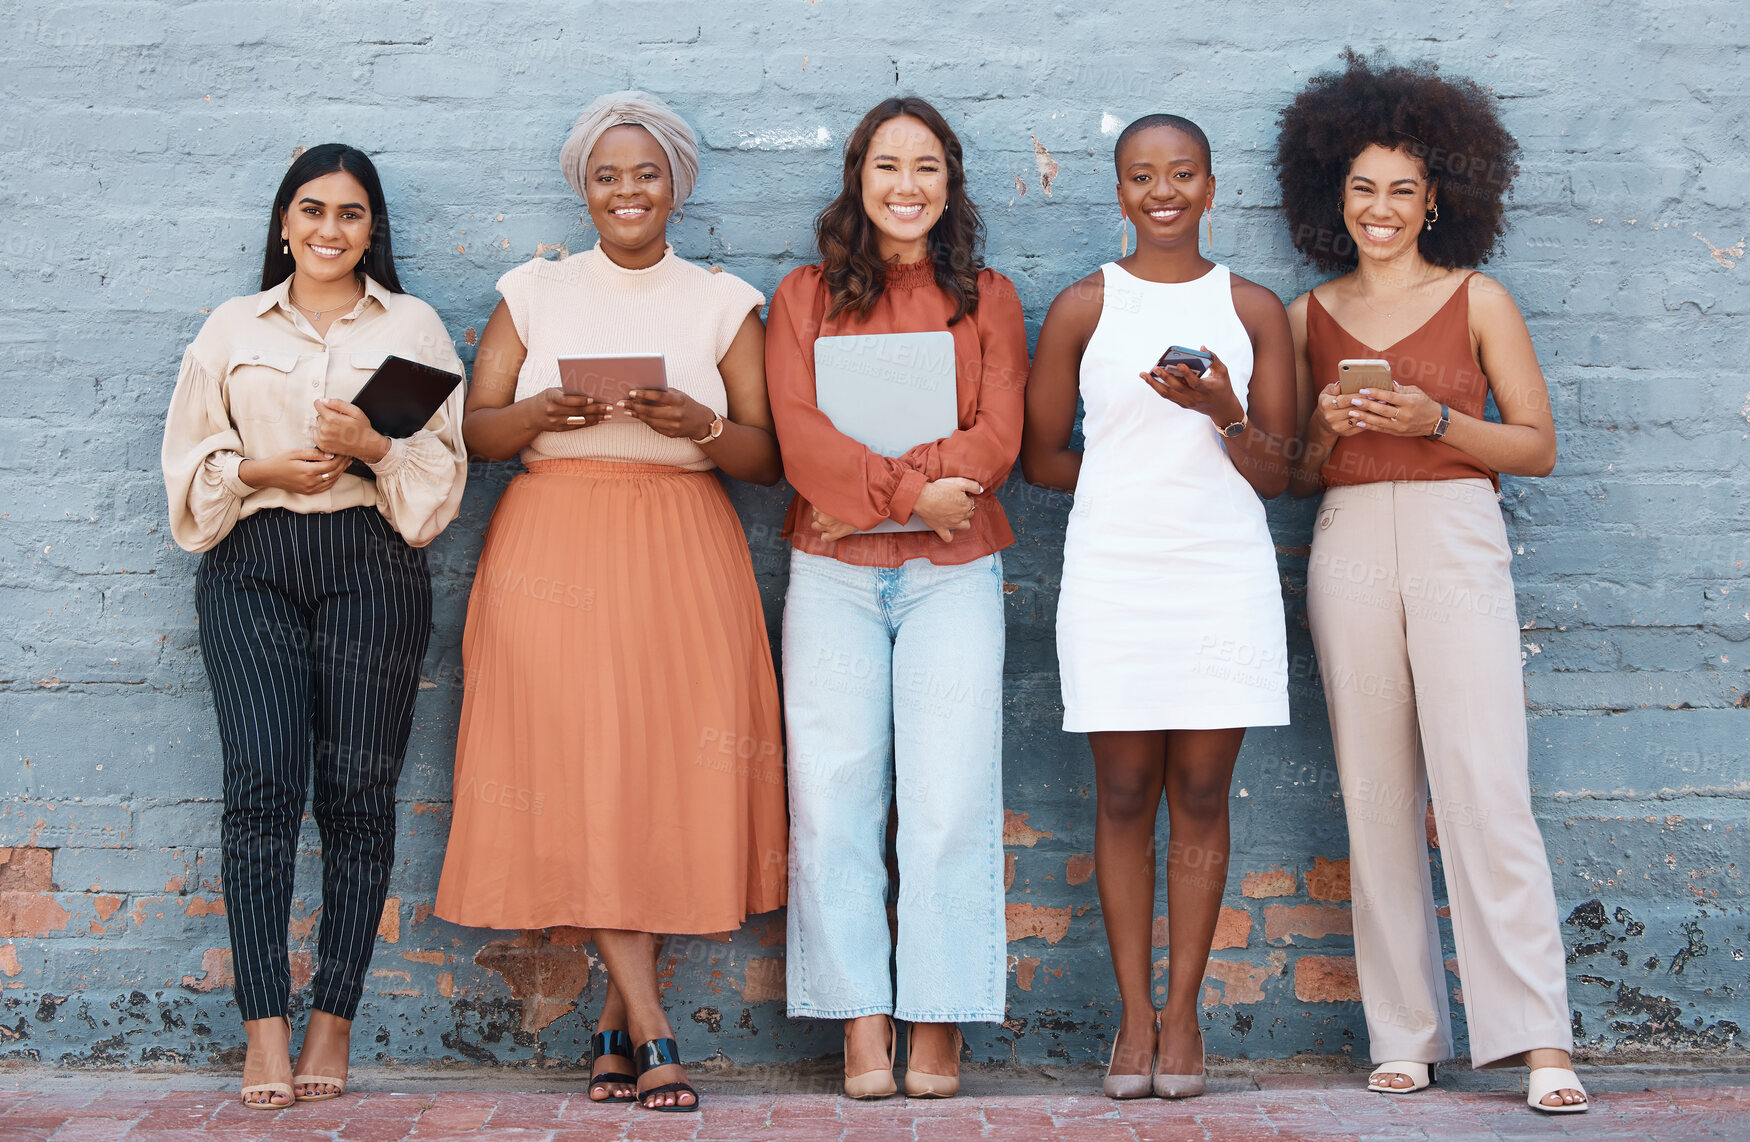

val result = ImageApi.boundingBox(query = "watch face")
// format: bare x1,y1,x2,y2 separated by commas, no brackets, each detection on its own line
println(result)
1220,421,1245,437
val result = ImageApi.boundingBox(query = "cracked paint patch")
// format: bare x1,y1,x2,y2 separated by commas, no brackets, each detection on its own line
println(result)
1693,232,1744,268
1031,135,1058,196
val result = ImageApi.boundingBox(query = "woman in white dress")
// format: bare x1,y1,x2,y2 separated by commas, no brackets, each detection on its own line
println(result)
1021,115,1296,1099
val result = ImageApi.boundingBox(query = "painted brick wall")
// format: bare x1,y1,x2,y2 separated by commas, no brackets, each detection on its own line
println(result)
1,0,1745,1069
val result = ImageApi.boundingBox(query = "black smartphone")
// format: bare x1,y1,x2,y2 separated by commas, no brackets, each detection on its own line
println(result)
1157,345,1212,376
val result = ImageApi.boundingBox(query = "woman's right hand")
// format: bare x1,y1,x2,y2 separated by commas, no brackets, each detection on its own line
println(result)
237,449,352,494
911,476,983,542
1313,382,1366,438
522,387,614,433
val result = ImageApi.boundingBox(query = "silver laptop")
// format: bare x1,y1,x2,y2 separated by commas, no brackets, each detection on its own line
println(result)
813,331,959,534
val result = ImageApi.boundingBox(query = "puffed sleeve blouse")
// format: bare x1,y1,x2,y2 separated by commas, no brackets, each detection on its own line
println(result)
161,274,468,552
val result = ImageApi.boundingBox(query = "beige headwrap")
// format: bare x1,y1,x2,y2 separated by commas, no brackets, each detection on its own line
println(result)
559,90,700,216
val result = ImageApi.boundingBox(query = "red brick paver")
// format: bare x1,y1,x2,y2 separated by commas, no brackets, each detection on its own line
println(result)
1,1075,1746,1140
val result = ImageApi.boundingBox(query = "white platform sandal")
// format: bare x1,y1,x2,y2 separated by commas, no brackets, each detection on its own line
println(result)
1367,1061,1433,1093
1526,1066,1589,1113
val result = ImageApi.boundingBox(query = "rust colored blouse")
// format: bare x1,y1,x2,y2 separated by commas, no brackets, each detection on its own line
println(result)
1309,271,1497,488
766,260,1030,567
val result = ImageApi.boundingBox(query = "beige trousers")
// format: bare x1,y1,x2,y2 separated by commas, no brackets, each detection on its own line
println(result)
1307,479,1572,1068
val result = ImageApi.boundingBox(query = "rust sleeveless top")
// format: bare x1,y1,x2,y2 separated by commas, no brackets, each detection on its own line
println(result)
1309,271,1496,488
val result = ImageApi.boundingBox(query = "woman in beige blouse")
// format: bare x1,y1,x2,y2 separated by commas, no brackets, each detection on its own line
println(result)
161,144,466,1110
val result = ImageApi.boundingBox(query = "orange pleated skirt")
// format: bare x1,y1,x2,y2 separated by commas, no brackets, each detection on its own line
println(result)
435,460,787,934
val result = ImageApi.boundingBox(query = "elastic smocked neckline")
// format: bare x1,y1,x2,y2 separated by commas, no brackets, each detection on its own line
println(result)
883,259,938,289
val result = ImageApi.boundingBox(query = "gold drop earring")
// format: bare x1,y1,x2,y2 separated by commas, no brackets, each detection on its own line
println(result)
1119,210,1129,257
1205,207,1214,248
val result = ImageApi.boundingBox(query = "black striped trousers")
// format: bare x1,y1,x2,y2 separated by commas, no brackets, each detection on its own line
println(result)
197,506,432,1022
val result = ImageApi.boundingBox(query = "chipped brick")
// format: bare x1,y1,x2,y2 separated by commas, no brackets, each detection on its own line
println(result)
0,945,18,977
402,950,445,965
92,895,121,921
1003,810,1052,847
1203,956,1280,1006
1004,852,1016,891
1014,956,1041,991
1006,903,1071,944
1241,868,1296,898
1065,854,1095,886
0,847,53,892
181,948,233,993
377,896,400,944
475,929,591,1032
0,892,71,937
1293,955,1360,1003
184,896,225,918
1264,904,1352,945
1305,857,1351,902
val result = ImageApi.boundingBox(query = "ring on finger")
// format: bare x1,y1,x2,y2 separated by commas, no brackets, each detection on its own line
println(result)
564,415,589,425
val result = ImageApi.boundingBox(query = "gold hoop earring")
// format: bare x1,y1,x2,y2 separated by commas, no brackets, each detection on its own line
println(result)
1424,203,1439,231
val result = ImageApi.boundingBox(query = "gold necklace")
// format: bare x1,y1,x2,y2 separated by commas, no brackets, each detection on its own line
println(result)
1355,266,1440,320
288,276,363,321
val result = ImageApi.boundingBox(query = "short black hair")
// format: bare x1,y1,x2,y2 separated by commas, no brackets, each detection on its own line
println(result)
260,143,403,293
1114,114,1211,174
1273,50,1520,272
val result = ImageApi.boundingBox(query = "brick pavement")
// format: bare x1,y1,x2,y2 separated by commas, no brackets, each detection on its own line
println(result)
1,1069,1747,1141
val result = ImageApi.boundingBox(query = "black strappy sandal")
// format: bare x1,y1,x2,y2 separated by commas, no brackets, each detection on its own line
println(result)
634,1037,700,1112
587,1030,638,1104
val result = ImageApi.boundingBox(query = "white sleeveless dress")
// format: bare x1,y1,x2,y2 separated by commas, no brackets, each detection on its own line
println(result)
1056,263,1289,731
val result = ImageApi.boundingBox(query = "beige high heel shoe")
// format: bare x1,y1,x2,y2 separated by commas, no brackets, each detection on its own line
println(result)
843,1015,898,1100
1153,1025,1206,1099
903,1023,963,1099
1103,1012,1156,1099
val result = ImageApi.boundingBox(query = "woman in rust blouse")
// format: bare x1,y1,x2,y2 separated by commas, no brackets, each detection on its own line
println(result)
765,96,1028,1100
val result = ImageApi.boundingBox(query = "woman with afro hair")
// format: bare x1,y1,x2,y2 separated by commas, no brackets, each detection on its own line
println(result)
1276,52,1586,1114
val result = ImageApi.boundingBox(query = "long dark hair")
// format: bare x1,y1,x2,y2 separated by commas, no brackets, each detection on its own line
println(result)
816,97,984,325
259,143,403,292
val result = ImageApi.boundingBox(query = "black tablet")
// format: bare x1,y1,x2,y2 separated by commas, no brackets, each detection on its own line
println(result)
346,355,463,478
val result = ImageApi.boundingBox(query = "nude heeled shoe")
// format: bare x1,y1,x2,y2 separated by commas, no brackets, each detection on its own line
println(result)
1102,1014,1155,1100
843,1015,898,1100
903,1024,962,1099
1153,1026,1206,1099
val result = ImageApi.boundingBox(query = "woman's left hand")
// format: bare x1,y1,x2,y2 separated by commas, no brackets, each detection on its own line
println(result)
810,506,857,543
1140,346,1246,429
312,399,389,463
619,388,716,440
1343,383,1443,436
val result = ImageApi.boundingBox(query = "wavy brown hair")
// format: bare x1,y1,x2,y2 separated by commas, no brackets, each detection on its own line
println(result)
817,97,984,325
1274,50,1520,272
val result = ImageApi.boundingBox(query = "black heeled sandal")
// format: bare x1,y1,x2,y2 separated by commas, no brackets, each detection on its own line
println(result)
587,1030,638,1104
634,1037,699,1112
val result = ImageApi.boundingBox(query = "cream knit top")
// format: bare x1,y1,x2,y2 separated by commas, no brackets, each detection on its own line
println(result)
498,243,765,470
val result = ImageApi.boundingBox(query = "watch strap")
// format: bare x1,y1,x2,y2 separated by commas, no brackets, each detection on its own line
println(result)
690,414,725,445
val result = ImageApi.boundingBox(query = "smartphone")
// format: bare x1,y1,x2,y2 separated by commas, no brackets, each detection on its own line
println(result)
557,353,668,404
1337,358,1392,396
1157,345,1212,376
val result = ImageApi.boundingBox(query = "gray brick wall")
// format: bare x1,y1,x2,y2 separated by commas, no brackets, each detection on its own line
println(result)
1,0,1744,1068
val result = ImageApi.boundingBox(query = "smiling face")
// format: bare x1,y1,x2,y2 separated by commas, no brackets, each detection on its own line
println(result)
1343,144,1436,265
583,124,675,263
280,170,373,284
859,115,948,263
1115,126,1213,250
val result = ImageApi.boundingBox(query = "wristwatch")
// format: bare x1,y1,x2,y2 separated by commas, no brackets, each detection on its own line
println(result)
1217,414,1247,439
690,414,726,445
1426,404,1450,441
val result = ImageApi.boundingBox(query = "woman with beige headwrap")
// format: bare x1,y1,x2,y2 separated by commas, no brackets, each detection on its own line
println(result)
434,91,787,1114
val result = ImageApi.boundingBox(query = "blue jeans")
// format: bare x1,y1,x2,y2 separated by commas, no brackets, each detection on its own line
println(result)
782,549,1007,1023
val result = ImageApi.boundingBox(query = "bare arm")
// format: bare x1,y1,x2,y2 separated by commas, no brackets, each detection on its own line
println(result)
461,300,608,461
1222,277,1297,499
1285,291,1356,497
1020,272,1102,493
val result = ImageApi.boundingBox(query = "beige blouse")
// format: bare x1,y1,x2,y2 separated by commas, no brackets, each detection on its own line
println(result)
498,243,764,470
161,275,468,552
